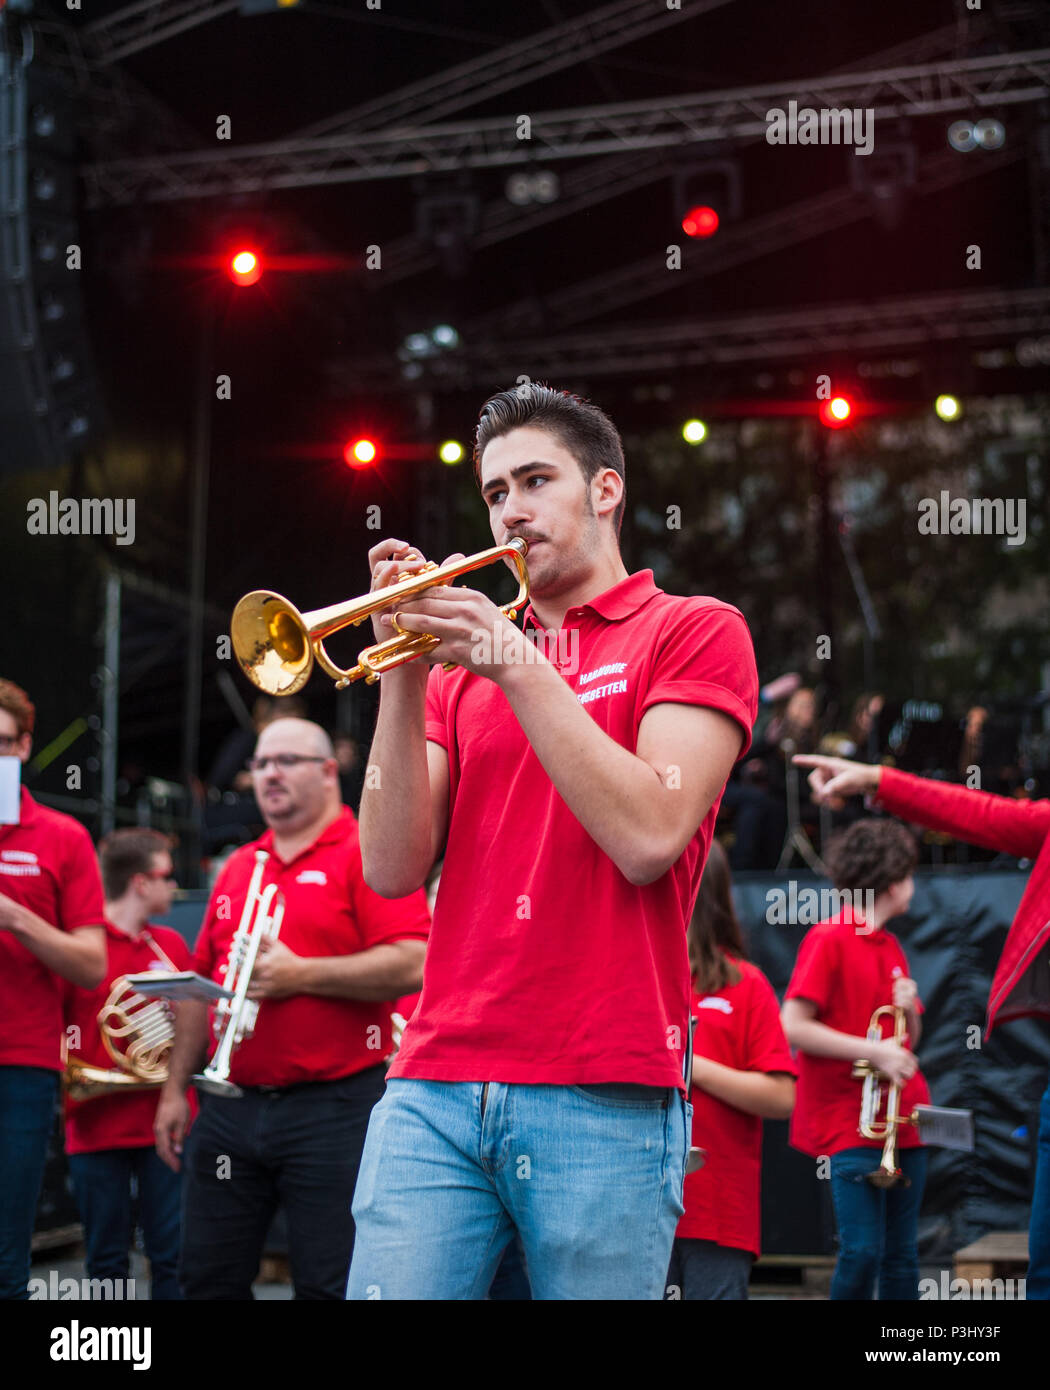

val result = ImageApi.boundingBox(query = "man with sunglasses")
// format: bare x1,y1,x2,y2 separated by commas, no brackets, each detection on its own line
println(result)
0,678,106,1300
154,717,429,1299
63,828,193,1299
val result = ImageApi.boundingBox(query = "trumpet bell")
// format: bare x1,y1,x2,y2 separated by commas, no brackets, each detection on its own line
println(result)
231,591,314,696
866,1166,910,1189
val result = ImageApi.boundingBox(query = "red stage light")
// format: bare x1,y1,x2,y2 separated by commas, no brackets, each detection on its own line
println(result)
228,249,262,286
682,205,720,238
819,396,853,428
344,438,378,467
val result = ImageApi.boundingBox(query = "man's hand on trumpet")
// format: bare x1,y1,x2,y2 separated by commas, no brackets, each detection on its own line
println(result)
867,1037,918,1086
367,539,441,645
366,536,529,682
792,752,883,805
245,935,305,1001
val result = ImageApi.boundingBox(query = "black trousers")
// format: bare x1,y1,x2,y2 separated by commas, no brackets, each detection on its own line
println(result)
179,1066,386,1300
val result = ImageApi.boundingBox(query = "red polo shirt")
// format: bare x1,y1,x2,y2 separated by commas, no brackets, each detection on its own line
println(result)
679,958,796,1257
192,808,430,1087
64,921,197,1154
785,909,930,1157
0,788,105,1072
388,570,759,1091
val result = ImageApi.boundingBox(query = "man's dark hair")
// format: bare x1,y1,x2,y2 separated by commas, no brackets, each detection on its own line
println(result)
98,827,173,901
473,385,626,537
824,818,919,899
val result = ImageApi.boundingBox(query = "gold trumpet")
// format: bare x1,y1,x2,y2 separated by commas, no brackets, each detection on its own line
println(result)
64,977,175,1103
231,538,530,694
851,1004,919,1188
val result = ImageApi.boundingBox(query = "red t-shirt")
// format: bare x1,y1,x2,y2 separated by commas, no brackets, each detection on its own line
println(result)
388,571,759,1091
64,921,198,1155
785,909,931,1157
678,958,796,1257
192,808,430,1087
0,788,105,1071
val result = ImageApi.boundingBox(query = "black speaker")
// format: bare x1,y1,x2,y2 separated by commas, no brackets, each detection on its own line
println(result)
0,51,101,474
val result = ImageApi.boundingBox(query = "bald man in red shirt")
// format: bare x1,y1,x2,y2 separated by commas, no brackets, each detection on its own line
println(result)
348,385,758,1300
155,717,429,1300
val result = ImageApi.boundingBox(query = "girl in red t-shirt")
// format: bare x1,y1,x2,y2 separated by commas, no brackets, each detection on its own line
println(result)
667,840,796,1300
782,818,929,1301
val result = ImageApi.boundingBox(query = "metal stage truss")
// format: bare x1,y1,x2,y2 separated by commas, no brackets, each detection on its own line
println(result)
327,287,1050,387
81,49,1050,206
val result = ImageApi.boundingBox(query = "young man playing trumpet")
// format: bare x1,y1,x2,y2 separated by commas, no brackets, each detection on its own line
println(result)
63,829,193,1300
348,385,758,1300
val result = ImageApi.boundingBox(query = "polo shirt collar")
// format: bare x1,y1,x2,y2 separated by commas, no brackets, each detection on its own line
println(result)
259,805,352,866
524,569,661,630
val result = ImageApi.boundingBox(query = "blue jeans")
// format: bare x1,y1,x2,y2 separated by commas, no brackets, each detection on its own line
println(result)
347,1079,690,1300
0,1066,60,1301
1028,1074,1050,1299
68,1147,183,1300
829,1145,928,1300
488,1231,532,1300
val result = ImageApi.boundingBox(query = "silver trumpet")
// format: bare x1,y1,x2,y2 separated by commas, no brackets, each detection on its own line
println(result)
194,849,285,1099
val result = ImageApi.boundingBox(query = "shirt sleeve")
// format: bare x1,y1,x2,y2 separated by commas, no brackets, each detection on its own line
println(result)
58,821,106,932
347,859,432,951
784,927,835,1016
745,969,799,1076
424,664,450,751
639,600,759,758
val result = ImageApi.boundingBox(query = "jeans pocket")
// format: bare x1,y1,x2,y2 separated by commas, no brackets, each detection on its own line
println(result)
569,1083,669,1108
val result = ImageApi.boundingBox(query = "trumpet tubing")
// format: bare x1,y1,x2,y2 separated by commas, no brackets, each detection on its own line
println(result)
231,537,530,695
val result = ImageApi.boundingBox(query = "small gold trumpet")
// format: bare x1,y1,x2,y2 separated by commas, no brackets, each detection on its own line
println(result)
852,1005,919,1188
231,538,529,694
